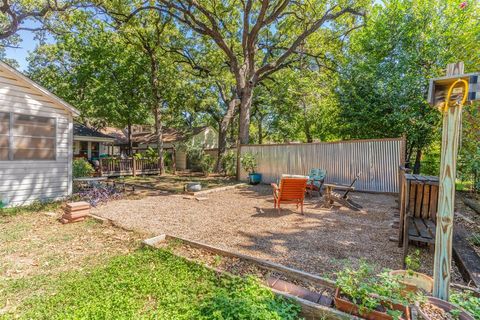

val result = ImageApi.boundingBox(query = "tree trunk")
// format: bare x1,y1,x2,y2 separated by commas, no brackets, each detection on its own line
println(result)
149,54,165,175
215,98,239,172
413,148,422,174
239,86,253,144
258,116,263,144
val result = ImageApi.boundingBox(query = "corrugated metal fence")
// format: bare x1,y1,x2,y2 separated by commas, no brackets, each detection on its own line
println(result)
240,138,405,193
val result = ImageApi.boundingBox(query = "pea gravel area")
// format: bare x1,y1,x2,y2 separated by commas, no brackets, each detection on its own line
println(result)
91,184,464,280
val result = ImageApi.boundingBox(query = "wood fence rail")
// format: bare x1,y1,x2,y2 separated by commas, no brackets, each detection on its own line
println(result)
99,158,160,177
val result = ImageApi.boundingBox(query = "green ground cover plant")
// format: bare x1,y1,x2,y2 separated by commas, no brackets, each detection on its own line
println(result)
1,247,300,320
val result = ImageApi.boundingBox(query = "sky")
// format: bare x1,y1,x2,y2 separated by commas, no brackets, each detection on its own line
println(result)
5,30,38,71
4,19,55,71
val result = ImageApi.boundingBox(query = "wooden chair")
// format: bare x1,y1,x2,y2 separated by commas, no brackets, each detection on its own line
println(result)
400,174,439,267
322,173,362,211
306,168,327,198
271,176,308,214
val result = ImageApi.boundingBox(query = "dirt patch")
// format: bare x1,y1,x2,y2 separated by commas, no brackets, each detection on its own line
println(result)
91,184,464,280
121,172,237,193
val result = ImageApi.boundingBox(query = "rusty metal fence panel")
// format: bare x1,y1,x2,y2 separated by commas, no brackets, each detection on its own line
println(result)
240,138,404,193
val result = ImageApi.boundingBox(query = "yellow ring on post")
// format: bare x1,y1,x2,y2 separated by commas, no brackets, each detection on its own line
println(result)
443,78,469,112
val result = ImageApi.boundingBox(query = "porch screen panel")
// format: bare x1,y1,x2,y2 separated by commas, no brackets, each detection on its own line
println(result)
13,114,56,160
0,112,9,160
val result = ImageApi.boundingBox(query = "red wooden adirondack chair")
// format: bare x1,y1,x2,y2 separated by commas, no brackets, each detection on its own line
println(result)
271,176,308,214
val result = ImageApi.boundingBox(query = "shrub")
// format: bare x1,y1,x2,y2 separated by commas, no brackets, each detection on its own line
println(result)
240,152,258,174
73,159,95,178
200,154,215,175
221,150,237,176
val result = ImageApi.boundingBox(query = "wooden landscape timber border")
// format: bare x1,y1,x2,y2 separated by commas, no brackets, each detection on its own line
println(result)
452,227,480,288
142,234,362,320
184,183,247,196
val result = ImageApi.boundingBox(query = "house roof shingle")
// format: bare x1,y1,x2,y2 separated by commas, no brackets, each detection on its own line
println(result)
74,123,115,140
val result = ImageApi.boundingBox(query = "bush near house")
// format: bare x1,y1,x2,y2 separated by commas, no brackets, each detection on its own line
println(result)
72,159,95,179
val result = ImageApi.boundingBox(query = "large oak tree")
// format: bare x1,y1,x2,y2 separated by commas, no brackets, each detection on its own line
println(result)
126,0,366,144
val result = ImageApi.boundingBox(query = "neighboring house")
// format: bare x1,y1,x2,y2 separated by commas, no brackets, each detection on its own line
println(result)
73,123,115,161
0,61,80,207
101,125,219,170
129,126,218,170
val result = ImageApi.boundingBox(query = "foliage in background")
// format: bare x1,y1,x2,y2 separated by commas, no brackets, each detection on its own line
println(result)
72,159,94,179
221,151,237,176
200,154,215,176
10,248,300,319
241,152,258,174
458,104,480,193
337,0,480,173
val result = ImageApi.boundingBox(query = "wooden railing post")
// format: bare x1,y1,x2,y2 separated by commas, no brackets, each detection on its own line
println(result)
99,158,103,177
132,157,136,177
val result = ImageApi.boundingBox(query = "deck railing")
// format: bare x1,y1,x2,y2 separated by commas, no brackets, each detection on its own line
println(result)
99,158,160,177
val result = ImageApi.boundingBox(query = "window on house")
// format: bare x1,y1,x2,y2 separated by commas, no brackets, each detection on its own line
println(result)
0,112,9,160
12,114,56,160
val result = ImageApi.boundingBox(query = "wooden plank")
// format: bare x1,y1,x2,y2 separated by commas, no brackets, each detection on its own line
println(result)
415,182,424,218
408,183,417,215
433,62,465,300
424,219,436,239
452,227,480,288
429,185,439,221
422,185,431,219
414,218,431,240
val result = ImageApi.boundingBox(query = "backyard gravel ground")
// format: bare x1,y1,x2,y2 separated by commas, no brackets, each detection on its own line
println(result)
92,184,465,280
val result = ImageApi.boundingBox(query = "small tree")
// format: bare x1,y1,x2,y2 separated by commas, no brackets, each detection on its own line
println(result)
240,152,258,174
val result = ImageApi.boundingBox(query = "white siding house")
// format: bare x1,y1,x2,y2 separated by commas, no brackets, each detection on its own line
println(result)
0,61,80,207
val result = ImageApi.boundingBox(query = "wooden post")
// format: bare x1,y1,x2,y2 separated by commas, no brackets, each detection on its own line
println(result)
132,157,137,177
432,62,464,300
172,145,177,175
236,143,242,181
99,158,103,177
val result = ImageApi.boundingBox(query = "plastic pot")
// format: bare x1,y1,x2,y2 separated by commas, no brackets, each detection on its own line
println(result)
334,288,411,320
389,270,434,294
248,173,262,185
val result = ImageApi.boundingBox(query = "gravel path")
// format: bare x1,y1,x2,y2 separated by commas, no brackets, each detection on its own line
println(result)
92,184,462,279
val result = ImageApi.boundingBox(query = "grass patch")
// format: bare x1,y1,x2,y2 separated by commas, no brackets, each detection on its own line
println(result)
1,248,300,320
0,200,62,217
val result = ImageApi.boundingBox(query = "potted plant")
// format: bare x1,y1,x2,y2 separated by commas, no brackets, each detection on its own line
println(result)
415,294,476,320
241,152,262,185
389,250,434,294
335,263,411,320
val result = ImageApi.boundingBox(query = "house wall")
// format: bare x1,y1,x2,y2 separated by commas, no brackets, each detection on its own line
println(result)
0,67,73,207
191,127,218,149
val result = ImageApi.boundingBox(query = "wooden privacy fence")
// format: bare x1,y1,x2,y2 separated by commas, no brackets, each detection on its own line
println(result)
240,138,405,193
99,158,160,177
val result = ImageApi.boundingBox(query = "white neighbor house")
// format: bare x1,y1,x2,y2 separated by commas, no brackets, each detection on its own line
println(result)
0,61,80,207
